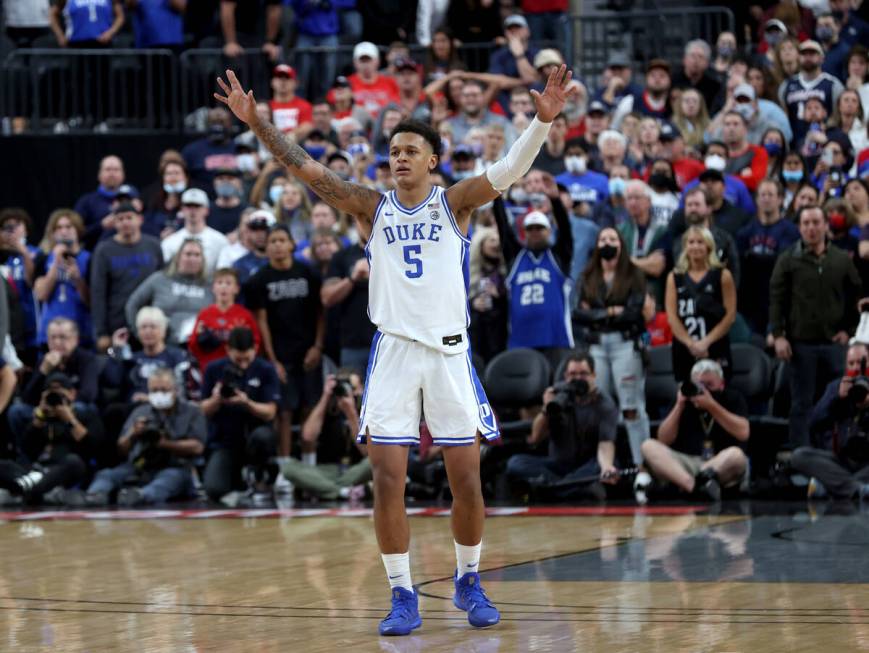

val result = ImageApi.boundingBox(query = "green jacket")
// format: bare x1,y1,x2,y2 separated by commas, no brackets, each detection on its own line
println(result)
769,240,862,341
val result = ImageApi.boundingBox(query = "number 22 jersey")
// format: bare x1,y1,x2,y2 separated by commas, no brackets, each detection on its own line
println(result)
365,186,471,355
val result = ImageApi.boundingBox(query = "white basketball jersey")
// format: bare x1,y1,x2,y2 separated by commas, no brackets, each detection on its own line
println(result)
365,186,470,354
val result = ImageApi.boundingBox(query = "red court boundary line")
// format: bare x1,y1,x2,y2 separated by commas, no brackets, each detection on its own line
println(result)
0,506,705,521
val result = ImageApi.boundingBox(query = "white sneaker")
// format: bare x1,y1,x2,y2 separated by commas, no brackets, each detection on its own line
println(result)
273,473,294,497
634,471,652,506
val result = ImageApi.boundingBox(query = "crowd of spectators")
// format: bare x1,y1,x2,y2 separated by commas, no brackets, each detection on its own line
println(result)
2,0,869,507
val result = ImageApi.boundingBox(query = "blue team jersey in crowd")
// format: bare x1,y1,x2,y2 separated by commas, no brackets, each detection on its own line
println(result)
779,73,843,142
506,249,574,349
64,0,115,42
132,0,184,47
555,170,610,207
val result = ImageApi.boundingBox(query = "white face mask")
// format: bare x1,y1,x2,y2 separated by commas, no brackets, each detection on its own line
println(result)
565,155,587,174
733,103,755,122
236,153,257,173
704,154,727,171
163,182,186,194
148,391,175,410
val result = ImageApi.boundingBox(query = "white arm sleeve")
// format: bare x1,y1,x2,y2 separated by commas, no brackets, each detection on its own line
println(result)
485,116,552,191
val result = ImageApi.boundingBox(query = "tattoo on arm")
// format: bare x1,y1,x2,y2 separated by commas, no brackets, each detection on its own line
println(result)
309,168,375,204
253,119,311,169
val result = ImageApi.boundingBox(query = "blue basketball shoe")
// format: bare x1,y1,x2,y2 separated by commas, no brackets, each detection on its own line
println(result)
379,587,421,636
453,571,500,627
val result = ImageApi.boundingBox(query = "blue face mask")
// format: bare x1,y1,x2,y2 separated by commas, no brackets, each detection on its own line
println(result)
608,177,627,196
98,185,118,199
304,144,327,160
782,169,804,183
453,170,474,181
269,186,284,205
215,181,238,198
764,142,783,157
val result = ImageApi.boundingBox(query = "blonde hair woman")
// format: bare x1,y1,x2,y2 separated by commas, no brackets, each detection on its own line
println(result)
273,178,313,243
665,226,736,382
672,88,710,151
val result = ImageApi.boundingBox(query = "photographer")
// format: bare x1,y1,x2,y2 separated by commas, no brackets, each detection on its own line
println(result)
200,327,280,503
791,342,869,500
640,359,749,502
505,352,619,500
84,369,205,506
280,371,372,500
0,373,102,505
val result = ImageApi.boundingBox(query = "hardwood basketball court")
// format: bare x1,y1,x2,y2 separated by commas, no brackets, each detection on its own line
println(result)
1,503,867,651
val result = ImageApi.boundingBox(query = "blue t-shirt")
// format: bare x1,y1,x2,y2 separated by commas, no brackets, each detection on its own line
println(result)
132,0,184,47
203,357,281,447
37,250,93,345
64,0,115,42
103,346,192,400
506,249,574,349
556,170,610,206
1,246,40,347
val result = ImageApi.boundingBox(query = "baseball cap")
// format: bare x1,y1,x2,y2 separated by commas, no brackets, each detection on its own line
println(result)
699,168,725,183
353,41,379,61
646,58,671,75
247,209,276,227
452,144,475,159
333,75,351,89
799,39,824,55
764,18,787,33
523,211,551,229
733,82,756,101
587,100,609,115
504,14,528,30
116,184,139,199
181,188,209,207
659,123,682,141
113,201,139,215
533,49,564,69
393,57,418,72
607,52,632,68
272,64,296,79
327,150,353,165
214,167,242,178
45,372,74,389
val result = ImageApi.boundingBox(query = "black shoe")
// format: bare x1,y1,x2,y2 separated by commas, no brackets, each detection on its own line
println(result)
118,487,145,507
695,469,721,502
85,491,110,507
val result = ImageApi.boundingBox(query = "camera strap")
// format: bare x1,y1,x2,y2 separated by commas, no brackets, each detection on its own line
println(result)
698,411,715,438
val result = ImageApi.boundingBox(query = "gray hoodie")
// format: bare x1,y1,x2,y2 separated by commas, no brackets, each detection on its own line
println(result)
125,271,214,344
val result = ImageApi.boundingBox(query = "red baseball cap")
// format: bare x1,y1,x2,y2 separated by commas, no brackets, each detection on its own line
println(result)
272,64,296,79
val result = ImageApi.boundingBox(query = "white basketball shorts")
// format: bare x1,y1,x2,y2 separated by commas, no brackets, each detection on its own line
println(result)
357,331,500,446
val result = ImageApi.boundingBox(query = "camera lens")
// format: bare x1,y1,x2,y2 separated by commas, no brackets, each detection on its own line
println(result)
681,380,700,398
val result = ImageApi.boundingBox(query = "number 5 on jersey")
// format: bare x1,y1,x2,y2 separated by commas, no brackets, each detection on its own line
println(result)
403,244,423,279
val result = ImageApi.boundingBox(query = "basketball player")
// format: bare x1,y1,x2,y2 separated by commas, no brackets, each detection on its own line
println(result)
215,65,572,636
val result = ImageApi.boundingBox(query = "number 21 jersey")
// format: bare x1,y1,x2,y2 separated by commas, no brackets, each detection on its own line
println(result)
365,186,471,354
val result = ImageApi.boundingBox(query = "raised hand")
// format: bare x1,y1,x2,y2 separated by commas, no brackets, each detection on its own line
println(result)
214,70,258,126
530,64,573,123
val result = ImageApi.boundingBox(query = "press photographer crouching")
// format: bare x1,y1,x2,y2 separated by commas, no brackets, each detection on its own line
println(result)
280,371,372,500
639,359,750,501
790,342,869,500
83,368,206,506
0,373,102,505
200,326,280,503
506,352,619,500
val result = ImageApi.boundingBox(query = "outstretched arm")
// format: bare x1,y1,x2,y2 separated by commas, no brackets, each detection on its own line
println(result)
445,64,573,233
215,70,382,240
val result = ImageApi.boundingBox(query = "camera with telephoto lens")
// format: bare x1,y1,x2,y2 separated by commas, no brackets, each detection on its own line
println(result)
681,380,702,398
138,419,167,446
44,390,67,407
220,364,245,399
545,378,590,419
848,358,869,405
332,376,353,398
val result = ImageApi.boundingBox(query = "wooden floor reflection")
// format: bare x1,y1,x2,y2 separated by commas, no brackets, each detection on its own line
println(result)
2,509,869,652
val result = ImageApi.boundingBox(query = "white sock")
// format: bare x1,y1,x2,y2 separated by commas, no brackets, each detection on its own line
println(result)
381,552,413,592
455,540,481,576
301,452,316,466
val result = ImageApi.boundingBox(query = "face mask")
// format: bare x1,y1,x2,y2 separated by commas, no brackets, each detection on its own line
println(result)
453,170,474,181
782,169,803,183
816,26,835,42
148,391,174,410
734,103,755,121
304,144,327,160
215,181,238,198
97,185,118,199
608,177,627,196
208,124,229,143
269,186,284,205
716,45,734,59
704,154,727,171
163,182,186,194
470,142,484,157
766,31,784,47
347,142,370,158
599,244,619,260
764,142,783,157
649,173,672,190
510,187,529,204
236,153,257,173
565,155,587,175
829,212,847,232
